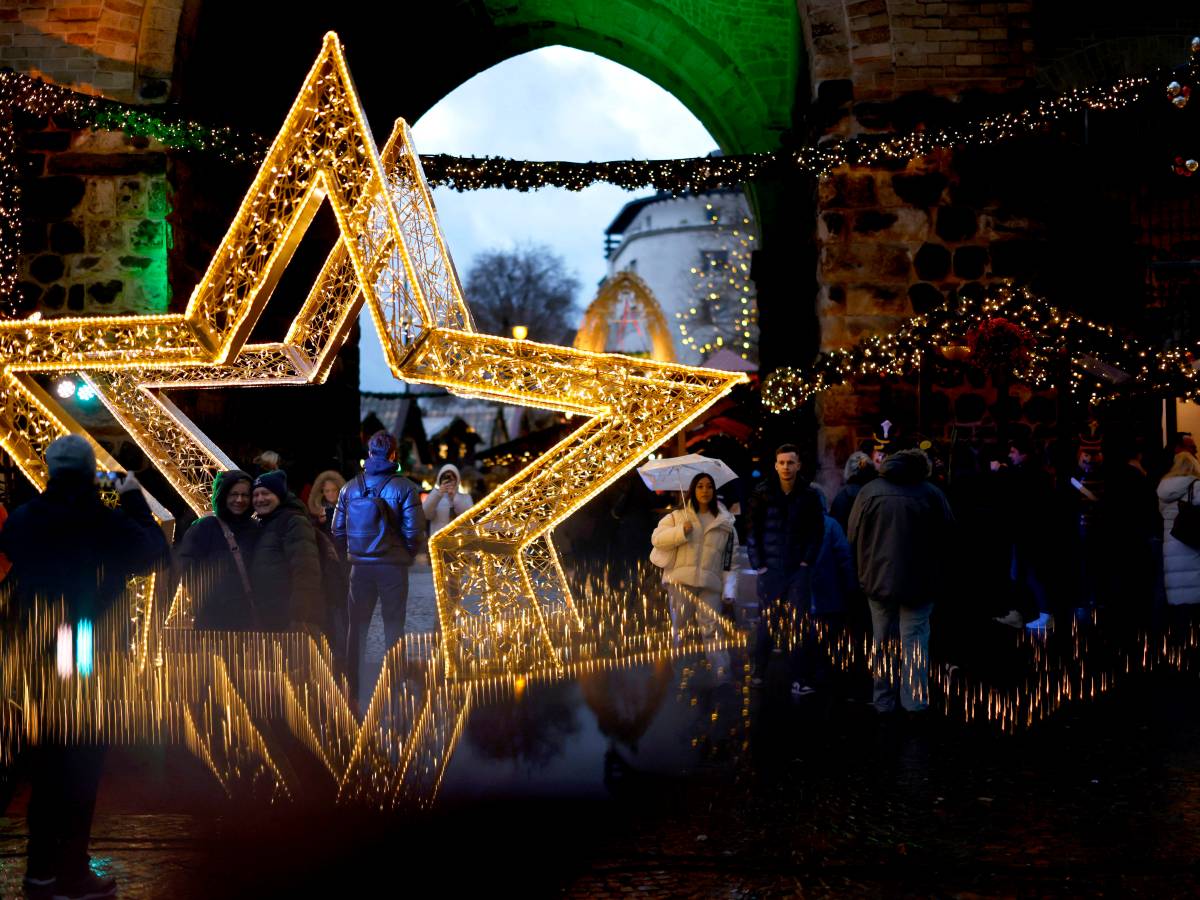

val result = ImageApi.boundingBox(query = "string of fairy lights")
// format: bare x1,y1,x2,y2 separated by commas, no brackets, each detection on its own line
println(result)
677,201,759,363
761,285,1200,413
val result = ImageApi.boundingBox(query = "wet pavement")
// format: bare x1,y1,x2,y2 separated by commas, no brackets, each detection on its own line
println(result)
3,570,1200,898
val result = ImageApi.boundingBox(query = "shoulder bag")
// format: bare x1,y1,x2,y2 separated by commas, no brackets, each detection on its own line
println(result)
650,512,681,569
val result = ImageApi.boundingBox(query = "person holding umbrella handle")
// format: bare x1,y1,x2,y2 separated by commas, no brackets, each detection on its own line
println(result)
650,472,739,631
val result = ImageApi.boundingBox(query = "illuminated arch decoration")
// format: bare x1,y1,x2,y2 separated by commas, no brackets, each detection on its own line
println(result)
0,33,745,678
573,270,676,363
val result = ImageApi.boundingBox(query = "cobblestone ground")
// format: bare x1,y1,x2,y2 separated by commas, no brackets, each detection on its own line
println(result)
2,591,1200,897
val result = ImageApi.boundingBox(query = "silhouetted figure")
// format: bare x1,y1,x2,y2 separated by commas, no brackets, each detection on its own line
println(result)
1,435,167,899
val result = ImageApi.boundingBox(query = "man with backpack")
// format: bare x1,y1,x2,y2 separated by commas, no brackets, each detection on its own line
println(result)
332,431,425,708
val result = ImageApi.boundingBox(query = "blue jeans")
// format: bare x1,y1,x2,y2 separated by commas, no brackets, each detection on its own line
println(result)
867,598,933,712
753,567,811,679
346,564,410,701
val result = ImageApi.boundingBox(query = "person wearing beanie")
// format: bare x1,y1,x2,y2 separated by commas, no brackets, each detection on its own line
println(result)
422,463,475,537
247,469,323,632
0,434,168,899
332,430,424,708
175,469,259,630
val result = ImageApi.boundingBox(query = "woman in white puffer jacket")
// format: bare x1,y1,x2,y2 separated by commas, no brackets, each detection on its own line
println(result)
1157,451,1200,607
650,472,738,617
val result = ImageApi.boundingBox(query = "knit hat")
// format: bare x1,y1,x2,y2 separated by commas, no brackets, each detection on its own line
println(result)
253,469,288,504
212,469,253,517
367,430,396,459
45,434,96,477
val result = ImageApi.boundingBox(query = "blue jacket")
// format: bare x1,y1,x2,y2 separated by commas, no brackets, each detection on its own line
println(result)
331,463,424,566
810,515,857,615
746,478,825,573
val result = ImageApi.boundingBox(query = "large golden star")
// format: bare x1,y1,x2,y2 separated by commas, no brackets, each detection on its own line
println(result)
0,33,745,676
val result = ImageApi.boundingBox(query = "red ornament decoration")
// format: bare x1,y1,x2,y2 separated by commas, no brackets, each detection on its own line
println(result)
966,316,1036,377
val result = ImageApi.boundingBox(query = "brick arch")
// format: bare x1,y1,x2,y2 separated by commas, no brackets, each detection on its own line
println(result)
0,0,185,101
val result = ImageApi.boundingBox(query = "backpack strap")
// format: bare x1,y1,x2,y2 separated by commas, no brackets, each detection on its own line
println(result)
214,517,256,609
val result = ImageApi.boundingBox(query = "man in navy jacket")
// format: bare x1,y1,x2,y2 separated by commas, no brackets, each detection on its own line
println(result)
332,431,424,706
746,443,826,685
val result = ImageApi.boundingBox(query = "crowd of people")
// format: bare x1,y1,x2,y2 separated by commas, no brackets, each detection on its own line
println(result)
644,428,1200,716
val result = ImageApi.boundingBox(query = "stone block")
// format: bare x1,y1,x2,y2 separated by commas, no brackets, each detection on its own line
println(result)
88,279,123,305
24,176,85,221
854,207,929,240
934,205,978,242
49,152,166,176
116,177,145,216
49,222,85,253
953,245,988,279
41,284,66,310
86,219,124,253
819,172,878,208
913,242,951,280
821,243,911,282
85,179,116,216
819,211,846,240
70,256,103,276
852,210,898,234
845,284,911,316
20,225,48,254
129,219,164,252
890,171,948,206
30,254,64,284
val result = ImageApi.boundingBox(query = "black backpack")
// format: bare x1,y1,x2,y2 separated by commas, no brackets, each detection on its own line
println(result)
345,473,407,561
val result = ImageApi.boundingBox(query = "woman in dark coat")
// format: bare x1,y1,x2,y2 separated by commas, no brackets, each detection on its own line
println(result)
176,468,259,630
248,470,323,631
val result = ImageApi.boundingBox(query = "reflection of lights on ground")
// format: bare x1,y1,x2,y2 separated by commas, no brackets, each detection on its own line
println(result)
1,564,743,810
765,608,1200,733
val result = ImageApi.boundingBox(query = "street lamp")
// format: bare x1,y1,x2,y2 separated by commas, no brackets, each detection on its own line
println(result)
511,324,528,341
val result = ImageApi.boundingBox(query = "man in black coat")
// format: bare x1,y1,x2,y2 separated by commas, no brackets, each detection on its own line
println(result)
848,446,954,714
0,435,168,899
746,443,826,686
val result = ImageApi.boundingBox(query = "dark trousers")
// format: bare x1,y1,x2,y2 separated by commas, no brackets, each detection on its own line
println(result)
27,745,106,878
346,564,410,701
753,567,811,678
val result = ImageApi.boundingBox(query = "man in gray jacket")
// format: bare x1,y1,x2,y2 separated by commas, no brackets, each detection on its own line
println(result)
848,445,954,714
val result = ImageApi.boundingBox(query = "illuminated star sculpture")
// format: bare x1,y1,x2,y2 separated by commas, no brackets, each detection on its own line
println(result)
0,33,746,676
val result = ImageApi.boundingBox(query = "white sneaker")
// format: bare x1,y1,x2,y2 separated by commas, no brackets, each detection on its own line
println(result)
993,610,1024,628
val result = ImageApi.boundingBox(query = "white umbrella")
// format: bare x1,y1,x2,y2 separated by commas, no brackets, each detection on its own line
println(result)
636,453,738,494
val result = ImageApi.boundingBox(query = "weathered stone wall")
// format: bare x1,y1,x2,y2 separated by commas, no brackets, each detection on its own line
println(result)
4,1,186,320
15,115,170,316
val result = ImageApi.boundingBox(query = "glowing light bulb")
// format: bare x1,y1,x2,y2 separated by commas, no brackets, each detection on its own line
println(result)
55,379,77,400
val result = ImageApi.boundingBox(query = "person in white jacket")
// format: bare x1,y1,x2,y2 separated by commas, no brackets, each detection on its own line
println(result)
422,464,475,537
650,472,738,626
1157,451,1200,608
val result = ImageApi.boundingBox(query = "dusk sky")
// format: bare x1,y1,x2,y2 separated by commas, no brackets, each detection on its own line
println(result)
359,46,716,392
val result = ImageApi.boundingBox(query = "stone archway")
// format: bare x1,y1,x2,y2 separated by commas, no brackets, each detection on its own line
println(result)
172,0,804,155
574,271,676,363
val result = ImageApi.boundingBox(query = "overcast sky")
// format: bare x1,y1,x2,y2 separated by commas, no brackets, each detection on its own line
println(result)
359,46,716,392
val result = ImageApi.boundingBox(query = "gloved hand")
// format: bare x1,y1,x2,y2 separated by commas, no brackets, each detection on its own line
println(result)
116,471,141,494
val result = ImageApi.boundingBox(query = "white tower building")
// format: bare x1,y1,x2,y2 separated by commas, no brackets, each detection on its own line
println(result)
603,187,755,366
